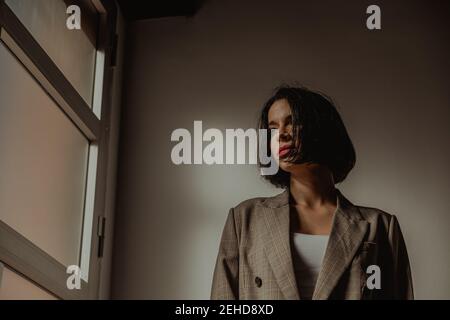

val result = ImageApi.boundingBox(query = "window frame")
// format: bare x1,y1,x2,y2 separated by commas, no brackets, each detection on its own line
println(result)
0,0,117,299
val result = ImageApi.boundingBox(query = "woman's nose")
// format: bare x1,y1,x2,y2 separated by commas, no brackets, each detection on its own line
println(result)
279,127,291,142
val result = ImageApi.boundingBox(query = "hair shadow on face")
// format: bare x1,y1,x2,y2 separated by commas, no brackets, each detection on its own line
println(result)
257,85,356,188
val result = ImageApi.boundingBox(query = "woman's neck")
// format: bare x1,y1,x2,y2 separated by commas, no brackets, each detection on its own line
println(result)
289,164,337,209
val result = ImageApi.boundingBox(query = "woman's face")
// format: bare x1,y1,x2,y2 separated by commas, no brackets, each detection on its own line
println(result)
267,99,300,172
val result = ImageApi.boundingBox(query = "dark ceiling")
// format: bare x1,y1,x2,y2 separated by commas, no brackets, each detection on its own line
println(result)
117,0,206,21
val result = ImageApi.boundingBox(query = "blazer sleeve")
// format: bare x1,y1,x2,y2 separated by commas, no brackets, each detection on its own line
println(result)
210,208,240,299
388,215,414,299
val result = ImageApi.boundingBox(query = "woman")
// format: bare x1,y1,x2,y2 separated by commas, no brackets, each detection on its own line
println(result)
211,86,413,300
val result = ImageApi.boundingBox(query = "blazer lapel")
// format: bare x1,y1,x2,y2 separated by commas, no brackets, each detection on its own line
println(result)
312,191,368,300
258,189,300,300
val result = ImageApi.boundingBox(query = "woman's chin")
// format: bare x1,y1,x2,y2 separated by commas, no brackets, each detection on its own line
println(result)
279,160,294,171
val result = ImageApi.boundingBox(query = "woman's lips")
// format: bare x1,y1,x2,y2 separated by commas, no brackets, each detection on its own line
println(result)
278,146,292,158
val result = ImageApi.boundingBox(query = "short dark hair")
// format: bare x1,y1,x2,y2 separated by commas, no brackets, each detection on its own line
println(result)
258,85,356,188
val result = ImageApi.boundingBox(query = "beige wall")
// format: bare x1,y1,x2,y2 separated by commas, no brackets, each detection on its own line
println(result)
111,0,450,299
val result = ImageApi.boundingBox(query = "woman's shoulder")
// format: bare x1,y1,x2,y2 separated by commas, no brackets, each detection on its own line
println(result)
354,203,399,228
230,189,289,218
336,190,401,228
231,196,269,212
225,192,286,238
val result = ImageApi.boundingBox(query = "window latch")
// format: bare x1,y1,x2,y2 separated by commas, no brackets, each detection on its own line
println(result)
97,216,106,258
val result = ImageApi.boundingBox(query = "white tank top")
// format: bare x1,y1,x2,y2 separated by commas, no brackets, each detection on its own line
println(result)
291,232,329,300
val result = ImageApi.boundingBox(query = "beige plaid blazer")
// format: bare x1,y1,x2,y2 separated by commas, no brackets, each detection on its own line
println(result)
211,188,413,300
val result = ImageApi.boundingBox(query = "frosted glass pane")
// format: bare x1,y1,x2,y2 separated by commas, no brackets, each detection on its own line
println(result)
0,42,89,267
5,0,98,106
0,265,58,300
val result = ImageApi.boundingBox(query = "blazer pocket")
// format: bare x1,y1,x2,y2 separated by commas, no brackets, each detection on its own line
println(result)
358,242,377,277
361,241,377,251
